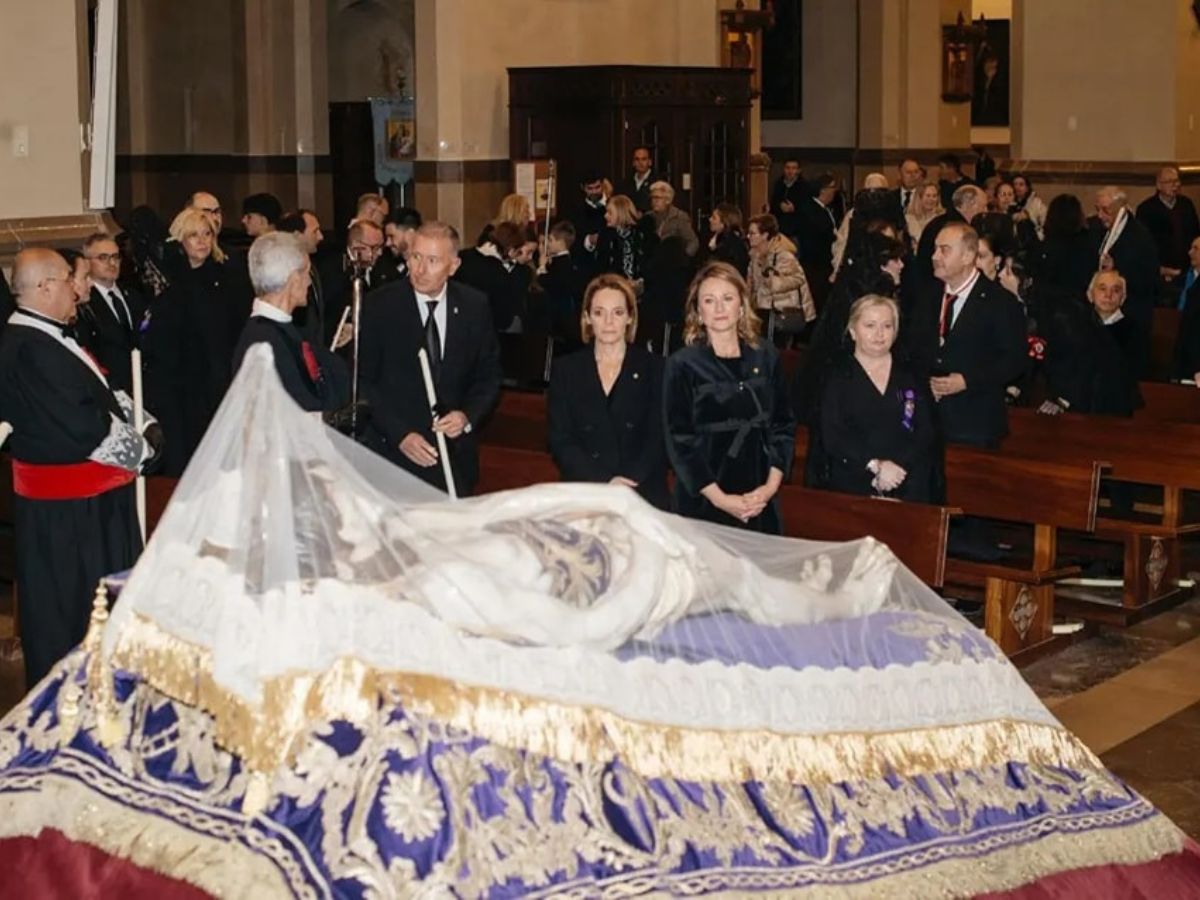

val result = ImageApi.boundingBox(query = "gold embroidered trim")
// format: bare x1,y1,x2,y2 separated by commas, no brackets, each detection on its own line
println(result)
0,765,311,899
536,811,1185,899
110,613,1102,784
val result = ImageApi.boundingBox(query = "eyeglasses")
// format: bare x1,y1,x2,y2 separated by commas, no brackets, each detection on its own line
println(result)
87,253,120,263
38,274,72,288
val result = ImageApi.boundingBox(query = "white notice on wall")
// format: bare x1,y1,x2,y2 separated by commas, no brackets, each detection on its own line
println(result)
514,163,537,218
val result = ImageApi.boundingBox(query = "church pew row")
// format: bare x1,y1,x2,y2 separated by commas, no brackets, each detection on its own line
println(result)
476,444,958,590
998,408,1200,623
479,392,1104,660
790,429,1104,661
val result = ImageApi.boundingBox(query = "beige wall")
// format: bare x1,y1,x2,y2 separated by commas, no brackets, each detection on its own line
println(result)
1176,0,1200,160
0,0,87,218
326,0,414,103
1014,0,1176,161
414,0,723,162
760,0,857,149
857,0,970,151
119,0,242,155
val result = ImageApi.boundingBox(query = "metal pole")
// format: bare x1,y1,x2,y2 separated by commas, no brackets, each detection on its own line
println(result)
350,275,365,432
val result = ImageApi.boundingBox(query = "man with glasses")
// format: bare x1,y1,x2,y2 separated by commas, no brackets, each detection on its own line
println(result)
0,248,160,688
75,233,146,394
317,218,398,350
1136,166,1200,280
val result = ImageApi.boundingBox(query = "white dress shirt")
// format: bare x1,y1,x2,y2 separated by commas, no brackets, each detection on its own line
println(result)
95,283,133,330
945,269,981,329
415,285,449,354
251,298,292,323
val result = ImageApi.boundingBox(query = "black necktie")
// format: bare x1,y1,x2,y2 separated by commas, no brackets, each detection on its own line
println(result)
109,288,132,334
425,300,442,374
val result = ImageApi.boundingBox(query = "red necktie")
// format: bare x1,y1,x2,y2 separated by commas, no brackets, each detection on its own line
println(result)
938,291,955,340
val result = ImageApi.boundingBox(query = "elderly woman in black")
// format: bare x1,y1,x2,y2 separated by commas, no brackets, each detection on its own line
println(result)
818,295,939,502
664,261,795,533
547,273,668,508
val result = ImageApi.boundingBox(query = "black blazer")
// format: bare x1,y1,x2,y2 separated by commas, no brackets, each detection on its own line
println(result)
906,276,1027,447
817,353,940,503
1136,194,1200,271
358,279,502,494
706,231,750,278
232,315,350,413
547,345,668,509
797,199,838,271
454,249,523,332
618,172,657,213
75,284,147,395
769,177,808,238
1092,215,1159,369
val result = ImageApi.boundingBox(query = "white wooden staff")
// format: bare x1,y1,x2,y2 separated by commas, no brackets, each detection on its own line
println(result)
131,348,147,542
417,347,457,500
0,422,12,448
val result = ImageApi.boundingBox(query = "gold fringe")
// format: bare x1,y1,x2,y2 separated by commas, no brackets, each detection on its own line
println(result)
0,754,1185,900
110,613,1103,785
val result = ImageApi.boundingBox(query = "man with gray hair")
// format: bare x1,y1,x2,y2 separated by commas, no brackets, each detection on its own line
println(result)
1094,185,1158,374
232,232,349,413
1136,166,1200,277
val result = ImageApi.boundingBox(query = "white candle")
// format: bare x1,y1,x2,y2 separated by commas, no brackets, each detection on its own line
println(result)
417,348,458,500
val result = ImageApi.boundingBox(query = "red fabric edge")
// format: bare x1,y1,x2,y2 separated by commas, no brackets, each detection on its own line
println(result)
979,838,1200,899
0,830,213,900
11,459,135,500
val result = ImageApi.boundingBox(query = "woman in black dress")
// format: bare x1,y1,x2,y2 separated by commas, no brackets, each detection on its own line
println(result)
664,261,795,533
704,203,749,277
142,207,241,476
818,295,939,502
595,195,658,292
547,273,668,508
1036,193,1096,300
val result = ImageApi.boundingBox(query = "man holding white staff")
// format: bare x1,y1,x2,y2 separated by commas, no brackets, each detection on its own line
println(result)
0,248,159,688
232,232,350,414
358,222,502,495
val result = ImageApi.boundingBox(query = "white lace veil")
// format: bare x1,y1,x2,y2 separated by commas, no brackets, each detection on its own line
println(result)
103,346,1023,772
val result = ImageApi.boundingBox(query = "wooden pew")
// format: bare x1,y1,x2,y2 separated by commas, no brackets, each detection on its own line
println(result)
792,428,1105,660
999,408,1200,622
1149,307,1181,382
1136,381,1200,424
478,443,958,589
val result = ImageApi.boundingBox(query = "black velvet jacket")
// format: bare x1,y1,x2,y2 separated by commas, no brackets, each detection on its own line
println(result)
663,339,795,533
547,344,668,509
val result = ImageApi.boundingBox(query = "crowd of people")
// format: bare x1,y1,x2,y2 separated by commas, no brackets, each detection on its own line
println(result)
1,147,1198,687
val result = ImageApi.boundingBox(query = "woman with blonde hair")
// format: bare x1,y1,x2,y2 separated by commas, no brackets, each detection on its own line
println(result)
596,194,658,289
815,294,939,502
476,193,533,246
142,206,243,475
663,261,795,533
905,182,944,244
547,273,667,508
747,213,814,342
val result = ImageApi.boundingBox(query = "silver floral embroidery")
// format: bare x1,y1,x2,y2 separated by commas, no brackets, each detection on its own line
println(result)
381,771,445,842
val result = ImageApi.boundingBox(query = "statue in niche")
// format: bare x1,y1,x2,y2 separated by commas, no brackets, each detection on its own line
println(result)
377,38,410,97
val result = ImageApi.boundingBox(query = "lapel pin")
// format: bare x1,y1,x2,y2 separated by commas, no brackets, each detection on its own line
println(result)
633,371,639,379
752,366,760,375
454,306,460,314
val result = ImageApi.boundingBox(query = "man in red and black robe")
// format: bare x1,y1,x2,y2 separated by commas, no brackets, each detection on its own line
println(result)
0,249,157,688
